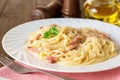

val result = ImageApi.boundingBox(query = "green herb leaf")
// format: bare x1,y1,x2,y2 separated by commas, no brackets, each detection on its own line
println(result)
43,26,59,39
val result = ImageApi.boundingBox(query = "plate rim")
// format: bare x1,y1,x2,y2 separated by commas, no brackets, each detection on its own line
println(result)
2,18,120,73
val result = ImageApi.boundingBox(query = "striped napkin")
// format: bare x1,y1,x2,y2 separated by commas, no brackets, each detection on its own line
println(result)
0,65,120,80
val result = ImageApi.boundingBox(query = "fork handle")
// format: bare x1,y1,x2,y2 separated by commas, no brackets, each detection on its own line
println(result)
32,69,76,80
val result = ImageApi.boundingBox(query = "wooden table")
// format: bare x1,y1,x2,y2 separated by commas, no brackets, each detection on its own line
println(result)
0,0,85,67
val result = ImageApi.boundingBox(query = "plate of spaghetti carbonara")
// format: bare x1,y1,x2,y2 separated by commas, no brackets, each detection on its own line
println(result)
2,18,120,73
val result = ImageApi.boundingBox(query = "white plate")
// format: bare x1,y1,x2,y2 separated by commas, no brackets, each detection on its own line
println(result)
2,18,120,73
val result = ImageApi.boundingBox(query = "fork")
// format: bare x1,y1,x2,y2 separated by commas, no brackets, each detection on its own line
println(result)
0,54,75,80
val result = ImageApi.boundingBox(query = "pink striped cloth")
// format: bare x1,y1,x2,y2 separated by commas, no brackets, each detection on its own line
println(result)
0,65,120,80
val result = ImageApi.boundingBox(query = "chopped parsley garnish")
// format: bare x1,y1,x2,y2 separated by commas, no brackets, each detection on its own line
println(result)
44,26,59,38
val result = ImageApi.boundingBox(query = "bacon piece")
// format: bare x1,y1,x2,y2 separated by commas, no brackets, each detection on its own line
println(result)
27,47,39,53
28,40,33,44
94,29,110,40
52,52,56,54
70,36,82,45
46,56,57,63
98,32,111,40
66,35,82,50
34,34,41,40
40,26,43,29
66,43,78,51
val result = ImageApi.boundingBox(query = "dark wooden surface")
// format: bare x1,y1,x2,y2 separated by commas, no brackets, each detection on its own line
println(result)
0,0,86,67
0,0,54,67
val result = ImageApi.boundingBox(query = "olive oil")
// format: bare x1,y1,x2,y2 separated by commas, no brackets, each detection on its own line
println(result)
115,0,120,9
115,0,120,25
84,0,120,26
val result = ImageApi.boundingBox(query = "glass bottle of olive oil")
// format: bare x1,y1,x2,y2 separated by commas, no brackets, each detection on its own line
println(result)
83,0,120,26
115,0,120,8
114,0,120,25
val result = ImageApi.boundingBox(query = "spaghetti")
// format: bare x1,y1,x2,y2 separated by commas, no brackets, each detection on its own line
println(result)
25,24,118,65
